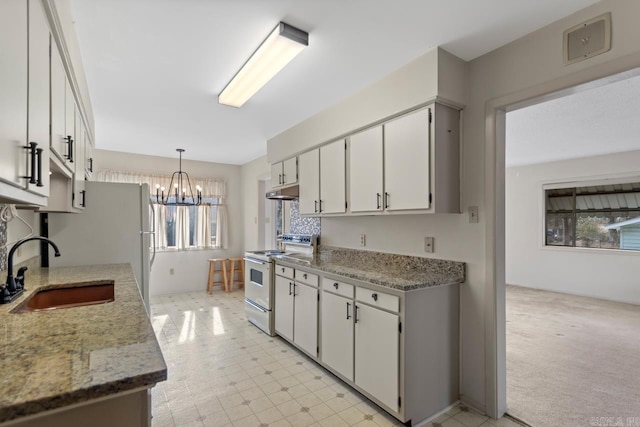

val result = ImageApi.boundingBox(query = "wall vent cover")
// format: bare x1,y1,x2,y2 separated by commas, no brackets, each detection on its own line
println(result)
563,13,611,65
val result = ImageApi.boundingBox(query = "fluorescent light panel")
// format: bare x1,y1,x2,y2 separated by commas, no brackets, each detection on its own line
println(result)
218,22,308,108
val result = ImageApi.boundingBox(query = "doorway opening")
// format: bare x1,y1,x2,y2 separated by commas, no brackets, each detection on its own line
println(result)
502,72,640,426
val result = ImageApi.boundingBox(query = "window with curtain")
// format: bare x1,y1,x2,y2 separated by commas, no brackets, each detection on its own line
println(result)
97,170,228,250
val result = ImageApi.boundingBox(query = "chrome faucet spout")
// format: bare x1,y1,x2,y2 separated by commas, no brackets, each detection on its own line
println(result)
2,237,61,303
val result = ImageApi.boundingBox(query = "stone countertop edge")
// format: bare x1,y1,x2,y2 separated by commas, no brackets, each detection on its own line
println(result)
274,246,466,291
0,264,167,423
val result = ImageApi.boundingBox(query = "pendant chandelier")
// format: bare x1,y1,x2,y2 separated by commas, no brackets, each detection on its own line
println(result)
155,149,202,206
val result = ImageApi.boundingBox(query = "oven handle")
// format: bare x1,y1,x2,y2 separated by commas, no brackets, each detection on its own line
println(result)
244,257,269,265
245,298,268,313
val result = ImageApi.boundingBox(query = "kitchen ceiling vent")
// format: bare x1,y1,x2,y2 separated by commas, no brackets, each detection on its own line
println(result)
563,13,611,65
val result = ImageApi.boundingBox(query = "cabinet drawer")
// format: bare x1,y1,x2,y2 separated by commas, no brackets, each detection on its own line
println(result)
356,287,399,313
322,277,354,298
295,270,318,287
276,265,294,280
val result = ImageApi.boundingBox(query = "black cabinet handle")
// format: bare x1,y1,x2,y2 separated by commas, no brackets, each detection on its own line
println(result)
319,200,323,213
36,148,43,187
88,157,93,173
314,200,318,213
384,192,390,209
22,142,37,184
281,267,285,273
282,174,285,184
346,302,351,320
80,190,86,207
371,293,378,302
64,135,74,162
292,283,297,297
377,193,381,210
28,142,37,184
288,282,292,296
355,305,360,323
303,273,307,279
333,282,339,290
279,174,282,185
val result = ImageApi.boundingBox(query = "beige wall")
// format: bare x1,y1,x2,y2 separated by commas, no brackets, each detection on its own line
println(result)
506,151,640,305
240,155,270,252
94,149,242,295
264,0,640,415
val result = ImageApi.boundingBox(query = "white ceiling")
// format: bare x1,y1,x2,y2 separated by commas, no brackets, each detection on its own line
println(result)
70,0,599,165
506,73,640,167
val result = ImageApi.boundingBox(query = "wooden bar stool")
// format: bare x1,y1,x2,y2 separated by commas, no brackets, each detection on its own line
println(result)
227,257,245,291
207,258,228,294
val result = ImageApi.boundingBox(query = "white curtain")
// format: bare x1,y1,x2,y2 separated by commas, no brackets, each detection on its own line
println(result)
97,170,228,249
196,205,212,248
215,198,228,249
154,204,168,249
176,206,190,250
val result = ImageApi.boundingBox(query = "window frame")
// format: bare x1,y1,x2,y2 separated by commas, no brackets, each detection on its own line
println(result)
152,197,220,252
541,176,640,253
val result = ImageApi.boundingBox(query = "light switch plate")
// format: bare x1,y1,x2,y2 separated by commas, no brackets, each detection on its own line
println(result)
424,237,434,253
469,206,479,223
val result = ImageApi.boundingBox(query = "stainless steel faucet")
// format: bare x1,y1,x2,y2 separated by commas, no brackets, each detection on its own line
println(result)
2,237,61,304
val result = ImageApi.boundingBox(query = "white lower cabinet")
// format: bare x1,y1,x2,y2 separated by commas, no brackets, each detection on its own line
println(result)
274,270,318,358
354,303,399,412
292,282,318,356
274,275,294,341
275,262,459,425
321,291,354,381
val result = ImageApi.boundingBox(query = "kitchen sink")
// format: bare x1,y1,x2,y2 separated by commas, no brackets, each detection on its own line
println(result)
12,281,115,313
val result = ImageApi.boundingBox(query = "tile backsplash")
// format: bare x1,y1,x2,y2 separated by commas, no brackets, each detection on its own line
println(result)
289,200,321,237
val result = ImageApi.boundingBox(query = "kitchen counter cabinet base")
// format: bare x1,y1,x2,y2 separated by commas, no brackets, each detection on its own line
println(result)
2,389,150,427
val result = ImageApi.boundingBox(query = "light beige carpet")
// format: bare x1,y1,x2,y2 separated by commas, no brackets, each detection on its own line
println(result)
506,285,640,427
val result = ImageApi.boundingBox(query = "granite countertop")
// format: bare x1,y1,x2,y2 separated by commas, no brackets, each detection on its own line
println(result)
0,264,167,423
274,246,466,291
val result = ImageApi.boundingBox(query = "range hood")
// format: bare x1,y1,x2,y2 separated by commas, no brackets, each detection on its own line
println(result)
266,185,299,200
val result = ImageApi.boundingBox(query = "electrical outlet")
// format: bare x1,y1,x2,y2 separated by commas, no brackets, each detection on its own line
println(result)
170,268,175,275
360,234,366,246
424,237,434,253
16,247,22,258
469,206,479,223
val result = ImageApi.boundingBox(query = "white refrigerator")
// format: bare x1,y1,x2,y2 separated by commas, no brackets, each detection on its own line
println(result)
48,181,154,311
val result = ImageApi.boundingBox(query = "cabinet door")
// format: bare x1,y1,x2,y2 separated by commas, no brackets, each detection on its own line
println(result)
27,0,50,197
320,139,346,214
274,275,294,341
50,45,67,162
298,149,319,215
293,282,318,357
349,126,383,212
355,303,399,412
72,111,85,209
85,135,94,179
0,0,28,189
321,292,354,381
64,78,76,166
282,157,297,186
384,108,431,210
271,162,283,187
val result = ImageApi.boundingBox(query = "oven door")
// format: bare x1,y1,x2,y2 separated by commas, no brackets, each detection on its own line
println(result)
244,257,271,310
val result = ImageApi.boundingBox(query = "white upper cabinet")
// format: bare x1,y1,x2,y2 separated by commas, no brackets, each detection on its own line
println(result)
298,149,320,215
320,139,346,214
349,126,383,213
27,0,50,197
0,0,28,190
384,107,431,211
271,157,298,188
72,107,85,209
50,45,67,165
64,77,75,164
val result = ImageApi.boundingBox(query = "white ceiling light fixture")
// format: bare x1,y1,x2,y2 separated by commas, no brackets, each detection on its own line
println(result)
218,22,309,108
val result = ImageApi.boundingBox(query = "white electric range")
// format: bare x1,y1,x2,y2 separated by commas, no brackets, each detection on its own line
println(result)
244,233,317,335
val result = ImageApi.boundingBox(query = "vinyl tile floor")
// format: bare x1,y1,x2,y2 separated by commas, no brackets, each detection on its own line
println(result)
150,290,524,427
